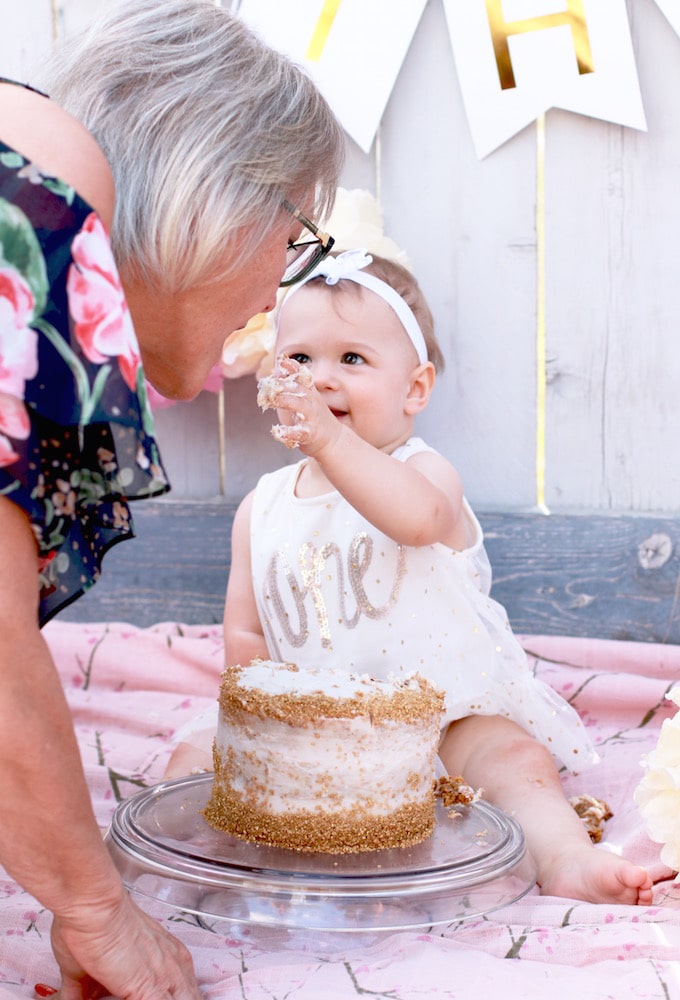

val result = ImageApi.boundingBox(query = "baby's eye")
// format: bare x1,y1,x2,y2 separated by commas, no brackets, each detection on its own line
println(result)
289,352,312,365
341,352,364,366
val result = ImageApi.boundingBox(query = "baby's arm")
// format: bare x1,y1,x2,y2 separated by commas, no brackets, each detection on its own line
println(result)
223,491,270,665
165,495,268,781
165,495,266,780
260,357,466,548
322,439,466,549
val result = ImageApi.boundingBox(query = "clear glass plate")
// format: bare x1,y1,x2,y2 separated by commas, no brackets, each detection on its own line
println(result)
105,773,536,932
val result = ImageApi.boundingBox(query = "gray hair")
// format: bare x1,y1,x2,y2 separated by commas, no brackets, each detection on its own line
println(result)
42,0,345,291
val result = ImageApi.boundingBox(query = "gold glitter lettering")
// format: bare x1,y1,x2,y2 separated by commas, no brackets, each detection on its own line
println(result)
263,532,408,650
265,551,308,648
485,0,594,91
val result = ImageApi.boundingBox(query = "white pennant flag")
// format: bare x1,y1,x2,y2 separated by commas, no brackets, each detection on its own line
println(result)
235,0,427,154
652,0,680,37
442,0,647,158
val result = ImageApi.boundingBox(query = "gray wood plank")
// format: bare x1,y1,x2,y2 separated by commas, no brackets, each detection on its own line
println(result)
57,503,680,644
481,512,680,643
58,501,236,628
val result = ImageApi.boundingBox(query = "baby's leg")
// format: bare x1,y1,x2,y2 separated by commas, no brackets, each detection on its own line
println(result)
164,741,213,779
440,715,652,905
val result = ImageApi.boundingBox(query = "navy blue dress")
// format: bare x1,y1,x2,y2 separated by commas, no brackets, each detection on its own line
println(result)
0,133,169,624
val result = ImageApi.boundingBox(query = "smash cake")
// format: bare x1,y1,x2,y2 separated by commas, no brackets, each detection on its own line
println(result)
203,660,446,854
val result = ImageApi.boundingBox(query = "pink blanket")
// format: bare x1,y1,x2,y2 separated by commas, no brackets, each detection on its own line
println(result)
1,622,680,999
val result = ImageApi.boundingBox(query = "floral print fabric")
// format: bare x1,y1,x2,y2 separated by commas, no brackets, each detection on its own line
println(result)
0,138,169,624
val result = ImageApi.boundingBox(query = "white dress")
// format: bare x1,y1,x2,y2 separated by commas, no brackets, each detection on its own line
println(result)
250,437,597,771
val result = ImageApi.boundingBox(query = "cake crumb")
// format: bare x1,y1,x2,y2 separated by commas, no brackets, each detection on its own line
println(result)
435,774,482,815
257,354,313,410
271,422,300,450
569,794,613,843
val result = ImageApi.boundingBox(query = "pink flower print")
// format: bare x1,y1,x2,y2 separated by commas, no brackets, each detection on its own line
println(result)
0,436,19,467
67,213,141,391
0,265,39,397
0,391,31,468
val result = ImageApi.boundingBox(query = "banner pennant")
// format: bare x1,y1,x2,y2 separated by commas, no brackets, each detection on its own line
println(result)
442,0,646,158
652,0,680,37
236,0,428,154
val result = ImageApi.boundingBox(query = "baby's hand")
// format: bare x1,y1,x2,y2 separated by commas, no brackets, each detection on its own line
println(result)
257,355,340,455
256,355,313,411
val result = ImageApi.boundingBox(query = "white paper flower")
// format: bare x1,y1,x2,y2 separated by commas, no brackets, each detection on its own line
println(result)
220,310,276,380
634,686,680,872
323,187,411,268
219,188,409,381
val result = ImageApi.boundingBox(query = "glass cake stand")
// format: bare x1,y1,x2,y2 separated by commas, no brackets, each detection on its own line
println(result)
105,773,536,933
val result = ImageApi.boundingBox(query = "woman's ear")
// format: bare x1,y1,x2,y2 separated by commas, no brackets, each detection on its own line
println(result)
404,361,436,415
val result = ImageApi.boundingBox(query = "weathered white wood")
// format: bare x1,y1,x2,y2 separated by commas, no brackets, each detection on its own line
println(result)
545,2,680,512
379,0,539,509
1,0,53,80
5,0,680,516
152,392,223,499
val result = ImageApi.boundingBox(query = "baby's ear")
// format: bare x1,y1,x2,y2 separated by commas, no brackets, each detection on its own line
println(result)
405,362,436,415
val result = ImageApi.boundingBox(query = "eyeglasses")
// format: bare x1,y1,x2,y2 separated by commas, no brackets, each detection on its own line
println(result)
280,200,335,287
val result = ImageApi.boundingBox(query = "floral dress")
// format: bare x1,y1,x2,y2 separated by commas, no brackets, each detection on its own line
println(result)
0,126,169,624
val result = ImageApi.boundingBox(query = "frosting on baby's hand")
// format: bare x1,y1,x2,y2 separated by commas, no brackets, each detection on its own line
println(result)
270,422,310,450
257,354,314,450
256,354,313,411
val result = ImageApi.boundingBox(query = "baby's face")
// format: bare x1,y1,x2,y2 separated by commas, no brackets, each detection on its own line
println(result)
275,283,422,452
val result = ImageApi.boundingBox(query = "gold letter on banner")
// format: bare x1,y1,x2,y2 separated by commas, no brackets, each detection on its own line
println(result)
485,0,595,90
306,0,342,62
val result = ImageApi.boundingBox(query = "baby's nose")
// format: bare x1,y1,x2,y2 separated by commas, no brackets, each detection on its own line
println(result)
312,361,338,389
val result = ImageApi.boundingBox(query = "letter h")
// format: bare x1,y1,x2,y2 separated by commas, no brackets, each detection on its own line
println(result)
485,0,595,90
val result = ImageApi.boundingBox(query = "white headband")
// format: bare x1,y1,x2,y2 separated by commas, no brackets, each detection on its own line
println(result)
278,248,429,365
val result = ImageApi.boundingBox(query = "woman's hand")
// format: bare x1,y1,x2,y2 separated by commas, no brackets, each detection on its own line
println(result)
51,891,200,999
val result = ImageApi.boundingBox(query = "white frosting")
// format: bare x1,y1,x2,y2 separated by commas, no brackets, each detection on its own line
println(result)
233,659,421,699
220,715,436,816
215,661,442,818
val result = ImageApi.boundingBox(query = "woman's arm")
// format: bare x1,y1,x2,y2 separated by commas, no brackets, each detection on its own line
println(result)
0,496,199,997
0,81,114,227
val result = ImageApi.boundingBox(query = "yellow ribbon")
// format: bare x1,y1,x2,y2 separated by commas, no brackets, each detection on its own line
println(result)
306,0,342,62
535,114,549,514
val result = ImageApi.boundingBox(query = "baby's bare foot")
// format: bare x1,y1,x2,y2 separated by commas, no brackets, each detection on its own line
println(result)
540,847,653,905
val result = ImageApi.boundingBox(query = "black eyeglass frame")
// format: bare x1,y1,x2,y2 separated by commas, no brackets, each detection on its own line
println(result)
281,199,335,287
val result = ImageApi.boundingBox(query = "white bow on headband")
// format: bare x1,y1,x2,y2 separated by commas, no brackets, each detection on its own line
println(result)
279,248,429,365
312,247,374,284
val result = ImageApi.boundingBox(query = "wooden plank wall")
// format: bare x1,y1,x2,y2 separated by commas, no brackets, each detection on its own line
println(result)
59,502,680,644
5,2,680,642
4,0,679,515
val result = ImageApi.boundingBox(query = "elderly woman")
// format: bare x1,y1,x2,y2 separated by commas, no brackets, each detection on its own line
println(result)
0,0,344,995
